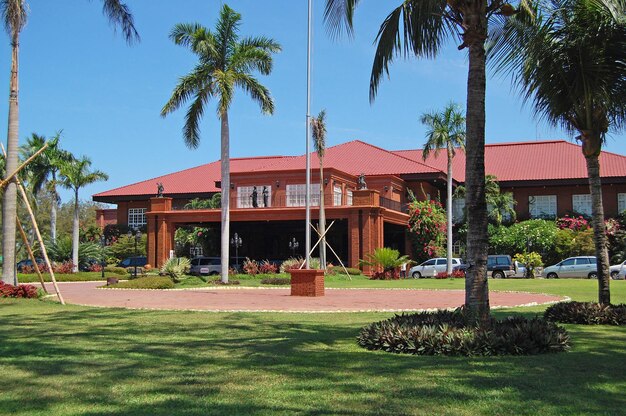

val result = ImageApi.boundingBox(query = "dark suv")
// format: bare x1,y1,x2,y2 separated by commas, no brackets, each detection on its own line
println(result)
453,255,515,278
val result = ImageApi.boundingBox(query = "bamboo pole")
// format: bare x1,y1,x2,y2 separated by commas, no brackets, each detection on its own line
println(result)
16,217,48,293
1,143,64,304
0,142,48,190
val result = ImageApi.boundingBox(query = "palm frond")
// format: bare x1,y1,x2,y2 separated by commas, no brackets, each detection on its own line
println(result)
233,72,274,115
323,0,361,39
0,0,27,38
311,110,327,158
101,0,139,44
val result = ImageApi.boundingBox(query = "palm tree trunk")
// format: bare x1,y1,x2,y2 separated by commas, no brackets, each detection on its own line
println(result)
51,173,58,243
446,147,453,275
2,34,20,285
220,111,230,283
319,162,326,269
72,189,80,272
585,153,610,304
463,5,490,326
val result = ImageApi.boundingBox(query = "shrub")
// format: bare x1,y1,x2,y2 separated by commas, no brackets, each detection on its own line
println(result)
360,247,409,280
556,215,589,231
261,277,291,285
0,281,39,298
407,199,446,262
160,257,190,282
513,252,543,278
104,266,129,276
53,261,75,274
88,263,103,272
46,236,103,269
243,258,260,275
209,279,240,285
357,309,570,356
259,260,278,274
489,220,558,260
544,302,626,325
108,276,174,290
435,270,465,279
327,266,362,276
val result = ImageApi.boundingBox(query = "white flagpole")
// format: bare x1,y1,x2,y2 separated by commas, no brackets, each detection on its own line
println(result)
305,0,312,269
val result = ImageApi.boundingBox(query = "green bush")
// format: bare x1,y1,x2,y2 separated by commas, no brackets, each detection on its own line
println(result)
260,277,290,285
328,266,362,276
544,302,626,325
103,266,129,276
513,252,543,278
489,220,558,260
209,279,240,285
108,234,147,261
108,276,174,290
357,309,570,356
160,257,190,283
46,236,103,268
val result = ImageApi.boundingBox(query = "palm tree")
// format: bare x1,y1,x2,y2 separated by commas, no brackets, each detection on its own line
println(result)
324,0,521,325
454,175,517,225
420,103,466,274
59,156,108,272
161,4,281,283
311,109,328,269
1,0,138,284
490,0,626,304
20,132,73,243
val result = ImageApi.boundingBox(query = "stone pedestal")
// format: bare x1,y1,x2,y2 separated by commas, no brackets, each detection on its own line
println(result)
290,269,325,297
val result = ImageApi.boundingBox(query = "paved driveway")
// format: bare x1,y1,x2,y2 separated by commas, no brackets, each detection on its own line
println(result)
51,281,565,312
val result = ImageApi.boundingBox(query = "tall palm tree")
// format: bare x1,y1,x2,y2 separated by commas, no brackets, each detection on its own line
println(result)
311,109,328,269
490,0,626,304
454,174,517,225
420,103,466,275
1,0,138,284
59,156,108,272
324,0,521,325
20,132,73,243
161,4,280,283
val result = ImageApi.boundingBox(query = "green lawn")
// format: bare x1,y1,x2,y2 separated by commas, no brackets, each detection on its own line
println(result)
17,271,119,283
1,280,625,415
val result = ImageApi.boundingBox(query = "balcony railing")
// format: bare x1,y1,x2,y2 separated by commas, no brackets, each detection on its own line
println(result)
379,196,406,213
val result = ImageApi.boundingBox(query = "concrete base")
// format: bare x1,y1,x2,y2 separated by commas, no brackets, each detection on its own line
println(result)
290,269,325,297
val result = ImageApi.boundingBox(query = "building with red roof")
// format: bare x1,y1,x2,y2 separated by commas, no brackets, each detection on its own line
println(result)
93,139,626,269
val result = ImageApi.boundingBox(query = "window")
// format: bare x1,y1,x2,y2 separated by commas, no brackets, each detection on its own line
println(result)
189,245,203,257
128,208,146,229
435,259,446,265
422,259,436,266
572,194,592,216
347,189,353,206
237,186,271,208
529,195,557,218
452,198,465,223
618,193,626,214
333,185,342,206
575,258,590,265
286,184,320,207
561,259,575,266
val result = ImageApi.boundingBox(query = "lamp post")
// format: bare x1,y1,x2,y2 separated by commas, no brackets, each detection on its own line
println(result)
230,232,242,271
127,229,142,277
289,237,299,258
100,234,106,279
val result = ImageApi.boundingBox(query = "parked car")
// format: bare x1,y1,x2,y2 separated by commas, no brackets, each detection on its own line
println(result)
118,256,147,268
16,258,45,272
610,260,626,279
409,258,462,278
618,267,626,280
189,256,221,275
512,261,527,278
453,255,515,278
542,256,597,279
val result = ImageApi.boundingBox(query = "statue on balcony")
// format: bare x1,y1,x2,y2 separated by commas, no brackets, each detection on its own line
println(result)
251,186,258,208
156,182,164,197
262,186,269,207
357,173,367,190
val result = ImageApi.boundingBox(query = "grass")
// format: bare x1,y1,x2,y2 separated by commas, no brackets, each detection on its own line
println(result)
0,280,625,415
17,271,121,283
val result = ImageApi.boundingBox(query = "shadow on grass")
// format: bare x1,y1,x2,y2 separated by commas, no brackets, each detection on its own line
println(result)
0,301,624,415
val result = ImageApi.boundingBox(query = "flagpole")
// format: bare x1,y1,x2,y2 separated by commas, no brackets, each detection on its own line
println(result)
305,0,312,269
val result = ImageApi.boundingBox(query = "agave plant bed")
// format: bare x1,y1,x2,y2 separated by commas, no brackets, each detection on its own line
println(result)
544,301,626,325
357,308,570,356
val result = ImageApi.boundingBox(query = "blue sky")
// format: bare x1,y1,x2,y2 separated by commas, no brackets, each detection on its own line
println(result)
1,1,624,204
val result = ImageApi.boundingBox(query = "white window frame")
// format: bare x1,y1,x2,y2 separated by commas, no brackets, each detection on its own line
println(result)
529,195,557,218
237,186,271,208
347,189,353,206
618,193,626,214
572,194,592,216
333,185,342,206
286,184,320,207
128,208,146,229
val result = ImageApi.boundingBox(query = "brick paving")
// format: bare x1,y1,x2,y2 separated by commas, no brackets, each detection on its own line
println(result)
53,281,565,312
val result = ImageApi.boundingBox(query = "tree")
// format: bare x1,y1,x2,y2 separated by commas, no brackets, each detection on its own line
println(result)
20,132,73,243
324,0,522,325
455,175,516,225
161,4,280,283
59,156,108,272
420,102,466,274
490,0,626,304
311,109,328,269
1,0,138,284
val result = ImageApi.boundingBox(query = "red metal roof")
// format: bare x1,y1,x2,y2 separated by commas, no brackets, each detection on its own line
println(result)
94,139,626,200
393,140,626,182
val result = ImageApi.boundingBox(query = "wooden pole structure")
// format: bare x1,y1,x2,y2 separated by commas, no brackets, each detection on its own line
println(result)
0,142,48,189
1,143,64,304
16,217,48,293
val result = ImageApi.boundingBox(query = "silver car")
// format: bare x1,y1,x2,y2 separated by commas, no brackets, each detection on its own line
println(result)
409,258,461,278
189,256,220,275
610,260,626,279
543,256,597,279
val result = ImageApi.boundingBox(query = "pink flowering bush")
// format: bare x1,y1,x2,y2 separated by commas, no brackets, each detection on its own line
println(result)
0,282,39,298
407,199,446,262
556,215,589,231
